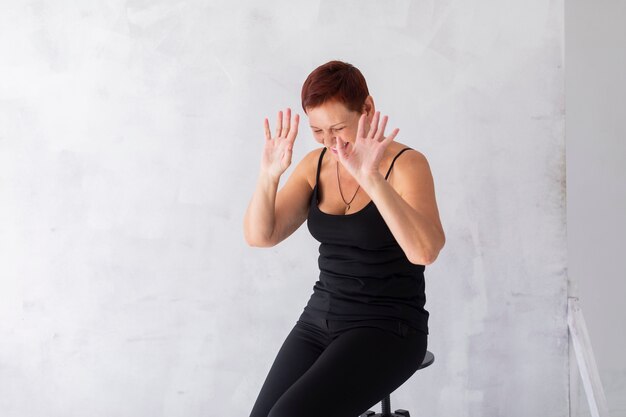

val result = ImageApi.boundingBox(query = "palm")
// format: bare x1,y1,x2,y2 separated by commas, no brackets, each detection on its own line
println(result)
262,108,299,179
336,111,399,182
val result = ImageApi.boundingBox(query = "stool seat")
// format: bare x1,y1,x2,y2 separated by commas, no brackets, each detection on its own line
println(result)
418,351,434,369
359,350,435,417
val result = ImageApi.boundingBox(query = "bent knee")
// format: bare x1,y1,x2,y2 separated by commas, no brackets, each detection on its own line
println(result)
267,406,292,417
267,401,307,417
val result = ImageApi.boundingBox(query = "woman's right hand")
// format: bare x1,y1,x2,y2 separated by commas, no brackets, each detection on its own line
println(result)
261,107,299,180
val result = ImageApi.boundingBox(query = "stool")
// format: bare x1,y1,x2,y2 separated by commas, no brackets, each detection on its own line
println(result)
359,350,435,417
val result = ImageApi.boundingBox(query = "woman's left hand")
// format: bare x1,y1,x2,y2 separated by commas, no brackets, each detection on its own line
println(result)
336,111,400,185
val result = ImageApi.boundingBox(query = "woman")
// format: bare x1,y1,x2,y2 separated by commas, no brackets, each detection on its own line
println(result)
243,60,445,417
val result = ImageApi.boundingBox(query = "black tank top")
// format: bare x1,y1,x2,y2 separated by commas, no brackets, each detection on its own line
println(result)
302,146,430,334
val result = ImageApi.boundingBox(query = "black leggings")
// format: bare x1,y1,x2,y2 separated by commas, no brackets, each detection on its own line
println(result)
249,312,428,417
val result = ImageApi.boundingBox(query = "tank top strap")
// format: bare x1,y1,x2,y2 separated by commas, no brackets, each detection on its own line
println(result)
316,147,328,185
385,147,413,180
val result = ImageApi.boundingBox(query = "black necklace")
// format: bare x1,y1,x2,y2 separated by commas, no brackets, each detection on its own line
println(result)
336,161,360,211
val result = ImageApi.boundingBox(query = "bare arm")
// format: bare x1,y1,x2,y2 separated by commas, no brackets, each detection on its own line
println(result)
360,150,445,265
334,112,445,265
243,107,308,247
243,153,315,247
243,169,281,247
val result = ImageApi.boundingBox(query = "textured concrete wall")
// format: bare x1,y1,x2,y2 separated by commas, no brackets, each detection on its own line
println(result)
0,1,566,416
566,1,626,416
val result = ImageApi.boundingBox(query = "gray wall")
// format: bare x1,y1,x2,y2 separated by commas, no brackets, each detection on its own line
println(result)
0,1,569,416
566,1,626,416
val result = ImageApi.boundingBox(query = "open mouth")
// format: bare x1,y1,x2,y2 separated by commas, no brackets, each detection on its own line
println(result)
331,143,348,153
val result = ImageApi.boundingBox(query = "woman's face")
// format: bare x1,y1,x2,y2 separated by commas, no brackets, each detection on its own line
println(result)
306,98,373,158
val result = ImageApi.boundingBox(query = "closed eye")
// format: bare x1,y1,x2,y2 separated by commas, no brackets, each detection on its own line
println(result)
313,127,344,133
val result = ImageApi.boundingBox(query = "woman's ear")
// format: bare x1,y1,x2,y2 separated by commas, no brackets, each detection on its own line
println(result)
361,95,375,116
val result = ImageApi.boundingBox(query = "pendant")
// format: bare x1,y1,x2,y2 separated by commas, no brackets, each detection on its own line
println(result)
347,204,350,210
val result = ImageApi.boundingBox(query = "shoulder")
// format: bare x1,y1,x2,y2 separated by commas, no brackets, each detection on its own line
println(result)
389,147,434,194
397,147,429,166
389,145,430,173
296,147,326,189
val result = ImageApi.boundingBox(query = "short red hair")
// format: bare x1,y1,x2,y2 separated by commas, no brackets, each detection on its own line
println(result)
301,60,370,114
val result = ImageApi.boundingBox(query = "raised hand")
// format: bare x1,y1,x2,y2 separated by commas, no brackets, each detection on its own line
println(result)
335,111,399,183
261,107,299,180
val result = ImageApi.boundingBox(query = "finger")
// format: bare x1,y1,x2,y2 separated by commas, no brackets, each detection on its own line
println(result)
264,118,271,141
336,137,345,158
385,128,400,144
282,108,291,137
275,110,283,138
339,137,350,157
285,134,294,159
369,111,380,138
357,113,366,139
284,142,293,159
377,115,389,141
287,113,299,142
